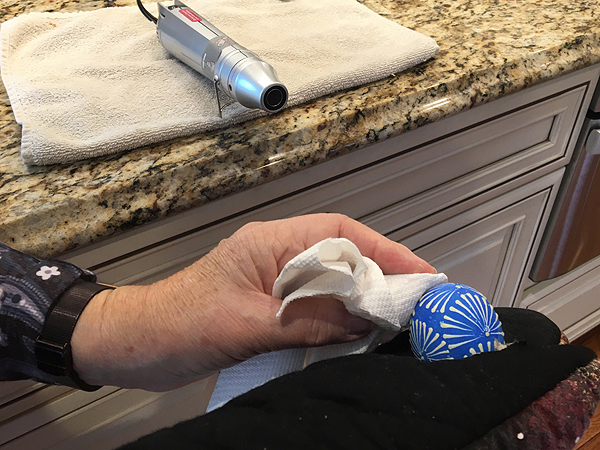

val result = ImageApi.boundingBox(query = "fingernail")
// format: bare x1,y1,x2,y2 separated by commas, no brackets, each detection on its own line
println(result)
416,262,437,274
347,316,374,336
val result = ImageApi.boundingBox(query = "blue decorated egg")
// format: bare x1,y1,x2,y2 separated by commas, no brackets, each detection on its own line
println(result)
409,283,505,362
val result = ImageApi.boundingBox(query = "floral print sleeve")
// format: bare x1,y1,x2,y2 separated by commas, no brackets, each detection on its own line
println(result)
0,242,97,385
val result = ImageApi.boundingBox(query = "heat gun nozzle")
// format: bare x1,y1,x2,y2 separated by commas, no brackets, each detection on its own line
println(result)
228,59,288,112
263,85,288,112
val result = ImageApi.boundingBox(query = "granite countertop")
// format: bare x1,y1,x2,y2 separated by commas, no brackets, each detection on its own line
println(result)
1,0,599,258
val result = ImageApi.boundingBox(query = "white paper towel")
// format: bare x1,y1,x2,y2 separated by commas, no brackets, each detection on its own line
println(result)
207,238,447,411
0,0,439,165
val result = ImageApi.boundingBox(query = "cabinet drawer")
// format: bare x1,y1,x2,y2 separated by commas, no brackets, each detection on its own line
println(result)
304,86,583,233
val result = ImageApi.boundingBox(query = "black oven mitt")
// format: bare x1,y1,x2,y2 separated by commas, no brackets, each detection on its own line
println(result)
120,308,599,450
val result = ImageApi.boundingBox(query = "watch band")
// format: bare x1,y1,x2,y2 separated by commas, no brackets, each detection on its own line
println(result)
35,279,114,391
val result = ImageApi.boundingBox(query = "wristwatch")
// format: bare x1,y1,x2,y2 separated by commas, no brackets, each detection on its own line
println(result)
35,279,114,391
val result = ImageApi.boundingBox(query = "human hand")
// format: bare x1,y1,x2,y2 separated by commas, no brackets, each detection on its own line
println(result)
71,214,435,391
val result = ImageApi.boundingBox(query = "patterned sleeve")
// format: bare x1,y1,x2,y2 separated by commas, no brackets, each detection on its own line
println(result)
0,242,97,385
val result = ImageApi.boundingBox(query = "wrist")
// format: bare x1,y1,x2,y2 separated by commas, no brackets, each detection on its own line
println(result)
70,283,187,390
69,287,114,387
35,279,114,391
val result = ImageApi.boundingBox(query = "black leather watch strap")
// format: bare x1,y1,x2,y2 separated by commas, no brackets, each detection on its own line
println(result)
35,279,114,391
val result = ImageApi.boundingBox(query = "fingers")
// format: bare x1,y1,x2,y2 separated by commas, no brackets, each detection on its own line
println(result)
266,297,374,351
335,214,436,274
283,214,435,275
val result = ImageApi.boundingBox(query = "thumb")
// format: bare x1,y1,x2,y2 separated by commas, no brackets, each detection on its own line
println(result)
268,297,374,350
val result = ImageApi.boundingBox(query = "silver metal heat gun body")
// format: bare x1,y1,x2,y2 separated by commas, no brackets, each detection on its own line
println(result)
154,0,288,114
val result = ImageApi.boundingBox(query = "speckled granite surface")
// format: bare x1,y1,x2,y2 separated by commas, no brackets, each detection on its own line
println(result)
1,0,599,258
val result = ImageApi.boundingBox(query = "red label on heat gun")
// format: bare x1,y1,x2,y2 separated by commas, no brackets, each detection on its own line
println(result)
179,8,202,22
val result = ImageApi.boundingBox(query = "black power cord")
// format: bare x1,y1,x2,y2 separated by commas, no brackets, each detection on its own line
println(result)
137,0,158,23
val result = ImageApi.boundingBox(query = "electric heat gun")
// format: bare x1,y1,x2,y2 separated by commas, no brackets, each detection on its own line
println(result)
137,0,288,115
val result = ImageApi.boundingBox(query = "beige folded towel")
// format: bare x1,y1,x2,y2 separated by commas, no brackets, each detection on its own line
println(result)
0,0,438,165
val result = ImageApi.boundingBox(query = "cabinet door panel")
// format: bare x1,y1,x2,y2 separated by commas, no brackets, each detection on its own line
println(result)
409,199,538,307
421,224,514,299
377,173,562,307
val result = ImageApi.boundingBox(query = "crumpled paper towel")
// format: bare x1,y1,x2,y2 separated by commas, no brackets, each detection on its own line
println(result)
207,238,447,411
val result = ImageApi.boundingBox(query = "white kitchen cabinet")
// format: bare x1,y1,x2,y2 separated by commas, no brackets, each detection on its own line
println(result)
1,65,599,450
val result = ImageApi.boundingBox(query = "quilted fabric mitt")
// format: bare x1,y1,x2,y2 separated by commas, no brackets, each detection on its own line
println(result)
120,308,599,450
